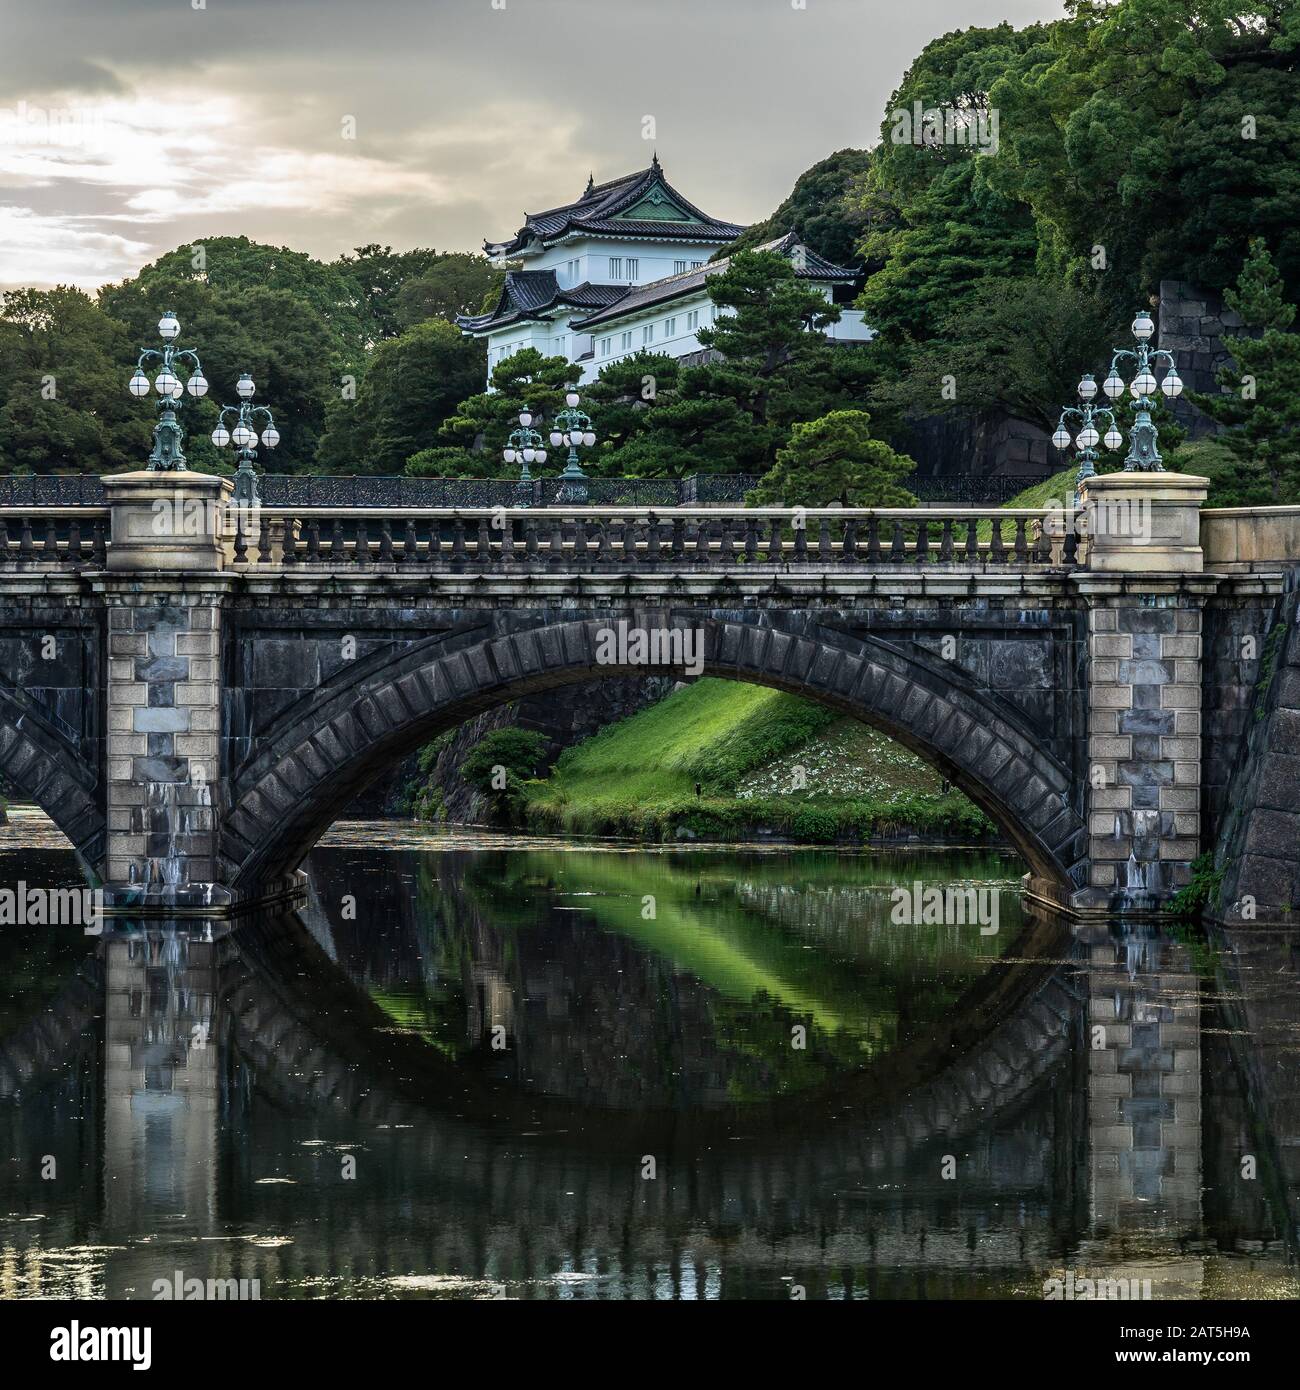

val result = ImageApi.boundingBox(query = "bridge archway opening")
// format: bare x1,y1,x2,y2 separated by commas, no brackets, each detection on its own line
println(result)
222,618,1086,909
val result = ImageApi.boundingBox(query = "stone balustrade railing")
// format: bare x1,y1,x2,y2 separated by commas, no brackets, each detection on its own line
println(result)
0,507,109,570
231,506,1069,569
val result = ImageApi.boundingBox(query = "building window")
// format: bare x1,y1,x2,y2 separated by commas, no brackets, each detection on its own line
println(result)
673,260,687,275
626,258,639,279
686,310,699,331
608,257,622,278
665,316,676,336
600,337,611,357
619,331,632,351
642,324,654,345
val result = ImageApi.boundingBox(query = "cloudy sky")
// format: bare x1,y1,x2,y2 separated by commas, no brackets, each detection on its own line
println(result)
0,0,1064,291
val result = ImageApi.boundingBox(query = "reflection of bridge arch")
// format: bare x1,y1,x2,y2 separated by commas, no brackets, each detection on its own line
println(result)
220,617,1087,903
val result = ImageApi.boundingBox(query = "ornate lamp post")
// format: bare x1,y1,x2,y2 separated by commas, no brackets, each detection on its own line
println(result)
1052,372,1125,506
1099,309,1184,472
126,310,208,471
549,386,596,504
503,405,547,504
210,372,279,505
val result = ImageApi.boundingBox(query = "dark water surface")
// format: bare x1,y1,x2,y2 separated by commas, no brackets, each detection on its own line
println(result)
0,817,1297,1300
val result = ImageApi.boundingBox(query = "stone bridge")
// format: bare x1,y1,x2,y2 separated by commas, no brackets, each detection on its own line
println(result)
0,469,1296,921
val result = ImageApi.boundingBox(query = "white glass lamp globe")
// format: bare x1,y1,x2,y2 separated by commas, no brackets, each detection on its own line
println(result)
1103,372,1125,399
211,425,231,447
1130,370,1157,398
565,391,579,408
1076,426,1100,449
503,447,516,463
261,426,280,448
231,424,256,448
518,411,532,428
128,370,150,397
549,431,563,447
582,431,595,447
1052,427,1072,450
154,370,178,396
236,373,255,399
1104,426,1124,451
171,381,184,400
1132,311,1155,341
186,371,208,397
158,312,180,340
536,449,547,464
1077,374,1098,400
522,447,536,463
1161,372,1183,398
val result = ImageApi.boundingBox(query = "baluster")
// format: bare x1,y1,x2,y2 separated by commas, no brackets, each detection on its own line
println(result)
865,515,882,564
1063,512,1080,567
692,519,711,567
0,519,9,564
547,518,565,571
67,519,83,566
377,518,394,564
92,519,107,567
523,519,540,568
306,519,321,564
476,516,492,567
621,518,638,566
645,512,662,567
282,518,298,565
964,518,979,562
233,516,248,565
1012,516,1028,563
499,517,516,567
889,519,906,562
596,519,613,568
354,518,369,565
447,518,464,569
717,516,736,565
257,521,273,565
330,518,345,564
42,519,57,560
989,517,1006,565
1034,516,1054,563
840,517,857,564
913,517,930,564
743,517,759,564
938,519,954,563
18,517,34,560
817,517,832,563
671,517,686,563
793,519,808,563
766,517,783,565
574,516,592,568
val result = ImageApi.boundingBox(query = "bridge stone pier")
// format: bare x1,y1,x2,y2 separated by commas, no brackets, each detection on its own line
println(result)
0,470,1294,921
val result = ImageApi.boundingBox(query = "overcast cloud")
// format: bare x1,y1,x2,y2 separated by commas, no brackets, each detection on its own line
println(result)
0,0,1065,290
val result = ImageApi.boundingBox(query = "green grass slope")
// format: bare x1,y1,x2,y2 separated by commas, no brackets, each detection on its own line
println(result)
523,677,991,844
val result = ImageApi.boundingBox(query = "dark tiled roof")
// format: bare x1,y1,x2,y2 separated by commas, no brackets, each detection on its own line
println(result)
457,271,626,333
569,234,859,330
484,158,745,256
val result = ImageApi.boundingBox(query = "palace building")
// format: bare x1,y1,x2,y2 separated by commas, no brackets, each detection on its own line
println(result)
456,156,873,386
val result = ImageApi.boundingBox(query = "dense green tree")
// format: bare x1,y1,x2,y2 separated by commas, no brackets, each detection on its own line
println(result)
0,288,150,474
318,318,484,475
1190,239,1300,501
333,243,455,341
746,410,917,508
722,149,873,267
392,253,503,329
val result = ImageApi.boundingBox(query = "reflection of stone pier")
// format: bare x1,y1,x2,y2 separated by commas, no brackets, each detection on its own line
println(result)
102,929,220,1297
1078,925,1203,1295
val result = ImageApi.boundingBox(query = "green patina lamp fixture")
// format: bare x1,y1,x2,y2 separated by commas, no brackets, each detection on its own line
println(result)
550,386,596,505
127,310,208,471
1053,372,1125,507
503,405,547,504
1100,309,1184,472
210,372,280,505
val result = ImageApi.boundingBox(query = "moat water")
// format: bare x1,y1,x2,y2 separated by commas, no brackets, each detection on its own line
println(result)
0,813,1297,1300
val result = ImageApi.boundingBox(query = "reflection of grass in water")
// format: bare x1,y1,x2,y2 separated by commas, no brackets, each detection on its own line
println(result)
367,987,462,1058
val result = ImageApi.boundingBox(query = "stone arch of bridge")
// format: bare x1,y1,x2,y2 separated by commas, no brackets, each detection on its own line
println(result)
0,688,104,876
220,616,1087,903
